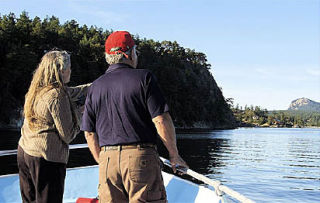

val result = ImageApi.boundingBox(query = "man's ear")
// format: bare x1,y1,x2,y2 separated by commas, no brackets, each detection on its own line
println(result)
129,48,135,60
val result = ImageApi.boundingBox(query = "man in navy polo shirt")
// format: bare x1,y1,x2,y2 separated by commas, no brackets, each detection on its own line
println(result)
81,31,188,203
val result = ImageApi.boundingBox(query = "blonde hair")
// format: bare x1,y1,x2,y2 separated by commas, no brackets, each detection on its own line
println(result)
24,50,71,128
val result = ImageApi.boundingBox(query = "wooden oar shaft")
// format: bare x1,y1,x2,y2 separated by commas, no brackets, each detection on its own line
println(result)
159,157,255,203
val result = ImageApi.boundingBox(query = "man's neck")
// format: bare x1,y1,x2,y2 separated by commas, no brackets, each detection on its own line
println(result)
118,58,136,69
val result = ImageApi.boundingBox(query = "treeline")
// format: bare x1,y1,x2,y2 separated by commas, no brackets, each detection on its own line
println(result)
231,104,320,127
0,12,236,129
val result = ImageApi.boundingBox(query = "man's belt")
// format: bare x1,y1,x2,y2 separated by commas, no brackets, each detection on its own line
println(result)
100,143,156,151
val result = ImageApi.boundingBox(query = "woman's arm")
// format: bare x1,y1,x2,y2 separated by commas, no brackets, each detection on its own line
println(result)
67,83,92,125
67,83,91,106
49,92,80,144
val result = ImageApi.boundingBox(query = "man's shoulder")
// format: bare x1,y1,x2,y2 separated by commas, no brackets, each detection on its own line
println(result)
112,67,153,81
91,73,109,87
89,68,154,88
135,68,152,74
130,68,152,76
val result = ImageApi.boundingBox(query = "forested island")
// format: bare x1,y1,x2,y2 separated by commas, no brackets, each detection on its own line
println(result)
230,104,320,128
0,12,236,129
1,12,318,130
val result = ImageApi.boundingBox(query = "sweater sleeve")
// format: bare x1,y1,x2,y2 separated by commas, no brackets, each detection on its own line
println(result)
67,83,91,106
49,92,80,144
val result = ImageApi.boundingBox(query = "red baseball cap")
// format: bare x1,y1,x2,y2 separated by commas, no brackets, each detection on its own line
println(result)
105,31,135,58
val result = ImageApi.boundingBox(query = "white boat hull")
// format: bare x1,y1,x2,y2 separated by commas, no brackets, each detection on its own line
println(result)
0,165,222,203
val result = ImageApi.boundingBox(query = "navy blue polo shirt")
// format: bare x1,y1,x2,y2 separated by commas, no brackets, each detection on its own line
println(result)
81,63,169,146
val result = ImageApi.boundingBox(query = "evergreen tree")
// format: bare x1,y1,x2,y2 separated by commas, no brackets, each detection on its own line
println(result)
0,12,236,129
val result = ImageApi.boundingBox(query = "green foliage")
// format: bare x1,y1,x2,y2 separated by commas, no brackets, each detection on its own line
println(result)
232,104,320,127
0,12,236,129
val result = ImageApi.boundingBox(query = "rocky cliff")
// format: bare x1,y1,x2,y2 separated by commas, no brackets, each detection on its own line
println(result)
0,13,236,129
288,98,320,112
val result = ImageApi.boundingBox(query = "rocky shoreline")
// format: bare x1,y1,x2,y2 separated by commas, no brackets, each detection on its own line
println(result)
2,125,318,133
238,122,319,129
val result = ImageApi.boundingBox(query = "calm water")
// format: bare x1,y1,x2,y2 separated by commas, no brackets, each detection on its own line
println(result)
0,128,319,202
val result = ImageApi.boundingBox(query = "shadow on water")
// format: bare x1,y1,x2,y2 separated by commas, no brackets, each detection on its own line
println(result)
0,130,87,150
1,128,320,202
0,131,93,175
0,130,231,181
156,132,231,183
0,129,21,151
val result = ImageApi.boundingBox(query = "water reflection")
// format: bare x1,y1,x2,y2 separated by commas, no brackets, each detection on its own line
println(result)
0,128,320,202
176,136,230,175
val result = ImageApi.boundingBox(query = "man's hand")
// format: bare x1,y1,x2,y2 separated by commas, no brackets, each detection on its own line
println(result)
170,154,188,174
152,112,188,173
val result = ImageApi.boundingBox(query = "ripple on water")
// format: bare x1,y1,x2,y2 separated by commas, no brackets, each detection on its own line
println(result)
194,128,320,202
0,128,319,202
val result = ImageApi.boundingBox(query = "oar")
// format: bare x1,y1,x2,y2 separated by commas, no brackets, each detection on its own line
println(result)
159,157,255,203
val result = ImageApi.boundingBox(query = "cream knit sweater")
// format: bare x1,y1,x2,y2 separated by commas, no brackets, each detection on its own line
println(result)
19,84,90,164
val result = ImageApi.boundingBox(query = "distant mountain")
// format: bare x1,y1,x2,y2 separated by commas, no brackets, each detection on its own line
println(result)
288,98,320,112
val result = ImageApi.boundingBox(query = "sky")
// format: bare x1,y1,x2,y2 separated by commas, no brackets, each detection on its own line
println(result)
1,0,319,110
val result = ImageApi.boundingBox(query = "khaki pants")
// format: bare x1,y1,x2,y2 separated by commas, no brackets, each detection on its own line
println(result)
98,146,167,203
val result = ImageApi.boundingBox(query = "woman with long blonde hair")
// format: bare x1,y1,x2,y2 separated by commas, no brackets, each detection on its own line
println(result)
17,50,90,203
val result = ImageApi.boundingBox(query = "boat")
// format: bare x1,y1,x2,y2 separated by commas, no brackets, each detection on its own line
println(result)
0,145,254,203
